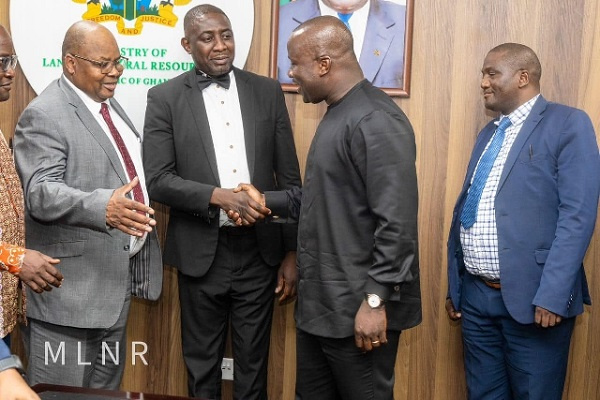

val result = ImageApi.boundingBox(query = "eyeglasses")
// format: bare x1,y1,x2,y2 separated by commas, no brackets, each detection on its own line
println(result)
1,55,18,73
70,54,128,74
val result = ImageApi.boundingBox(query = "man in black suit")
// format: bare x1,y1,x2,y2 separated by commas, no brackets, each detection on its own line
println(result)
142,4,301,399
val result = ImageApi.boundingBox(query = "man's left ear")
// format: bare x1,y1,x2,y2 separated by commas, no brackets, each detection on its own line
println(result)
181,37,191,54
318,55,331,76
63,54,76,76
518,69,530,88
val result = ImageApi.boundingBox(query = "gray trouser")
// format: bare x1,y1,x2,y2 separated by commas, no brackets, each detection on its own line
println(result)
22,292,131,389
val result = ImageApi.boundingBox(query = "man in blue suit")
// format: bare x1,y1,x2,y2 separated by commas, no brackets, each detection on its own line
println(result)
277,0,406,88
446,43,599,400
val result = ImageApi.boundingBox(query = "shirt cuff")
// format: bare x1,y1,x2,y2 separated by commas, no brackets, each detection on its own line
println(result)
0,242,26,276
264,191,289,219
364,277,392,301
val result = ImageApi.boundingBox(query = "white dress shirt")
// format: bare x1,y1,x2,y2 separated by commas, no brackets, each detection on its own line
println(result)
201,72,251,227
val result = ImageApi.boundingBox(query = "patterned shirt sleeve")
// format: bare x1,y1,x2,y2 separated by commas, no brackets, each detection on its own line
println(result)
0,241,26,276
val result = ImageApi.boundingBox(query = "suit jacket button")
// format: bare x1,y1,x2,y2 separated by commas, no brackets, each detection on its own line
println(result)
394,285,400,292
124,245,130,251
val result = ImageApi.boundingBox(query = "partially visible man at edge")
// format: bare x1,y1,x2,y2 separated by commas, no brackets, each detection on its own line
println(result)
0,22,63,400
232,16,421,400
14,20,162,389
0,24,63,342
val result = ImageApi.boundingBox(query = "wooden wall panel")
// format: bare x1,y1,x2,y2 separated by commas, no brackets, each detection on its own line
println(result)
1,1,599,399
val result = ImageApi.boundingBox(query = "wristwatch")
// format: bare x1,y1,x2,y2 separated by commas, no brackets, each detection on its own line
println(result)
0,354,26,377
365,293,385,309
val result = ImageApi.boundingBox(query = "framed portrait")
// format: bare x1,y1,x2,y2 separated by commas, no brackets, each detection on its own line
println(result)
270,0,414,97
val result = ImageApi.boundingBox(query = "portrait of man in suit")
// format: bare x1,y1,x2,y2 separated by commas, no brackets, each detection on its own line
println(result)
143,4,301,399
14,20,163,389
276,0,408,90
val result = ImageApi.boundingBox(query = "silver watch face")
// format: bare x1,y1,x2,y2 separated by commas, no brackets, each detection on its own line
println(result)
367,295,382,308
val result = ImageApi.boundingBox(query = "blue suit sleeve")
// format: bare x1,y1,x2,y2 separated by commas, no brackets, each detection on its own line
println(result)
532,109,600,315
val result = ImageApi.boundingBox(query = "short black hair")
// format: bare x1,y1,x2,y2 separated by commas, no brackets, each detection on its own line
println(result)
183,4,229,37
489,43,542,84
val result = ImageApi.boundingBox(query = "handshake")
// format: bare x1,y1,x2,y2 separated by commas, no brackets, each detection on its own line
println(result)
218,183,270,226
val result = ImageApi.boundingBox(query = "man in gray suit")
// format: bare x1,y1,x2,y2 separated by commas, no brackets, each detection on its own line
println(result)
14,20,162,389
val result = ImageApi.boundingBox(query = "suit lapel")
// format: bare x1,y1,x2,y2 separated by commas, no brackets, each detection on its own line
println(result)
58,77,129,185
183,71,221,185
292,0,321,25
234,69,256,180
497,96,546,192
360,0,399,82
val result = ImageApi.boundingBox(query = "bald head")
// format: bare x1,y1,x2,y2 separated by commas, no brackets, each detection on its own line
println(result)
61,21,122,102
0,24,16,102
0,24,14,58
0,24,10,42
291,16,355,64
0,24,14,57
287,16,363,104
488,43,542,88
62,20,117,59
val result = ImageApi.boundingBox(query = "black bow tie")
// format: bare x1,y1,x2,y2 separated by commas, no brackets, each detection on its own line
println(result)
196,70,231,90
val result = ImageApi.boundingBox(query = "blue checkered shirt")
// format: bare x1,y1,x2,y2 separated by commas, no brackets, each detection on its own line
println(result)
460,95,540,280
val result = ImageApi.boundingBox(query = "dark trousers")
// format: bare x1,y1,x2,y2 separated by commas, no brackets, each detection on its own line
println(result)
295,328,401,400
461,272,575,400
178,227,277,400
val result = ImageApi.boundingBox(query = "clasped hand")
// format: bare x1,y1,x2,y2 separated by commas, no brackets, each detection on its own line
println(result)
221,183,270,226
19,249,62,293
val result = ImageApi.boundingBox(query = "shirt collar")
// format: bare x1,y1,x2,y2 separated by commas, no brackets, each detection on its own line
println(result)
63,74,109,113
497,94,540,127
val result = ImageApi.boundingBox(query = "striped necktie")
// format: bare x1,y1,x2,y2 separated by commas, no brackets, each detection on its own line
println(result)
460,117,512,228
100,103,145,210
